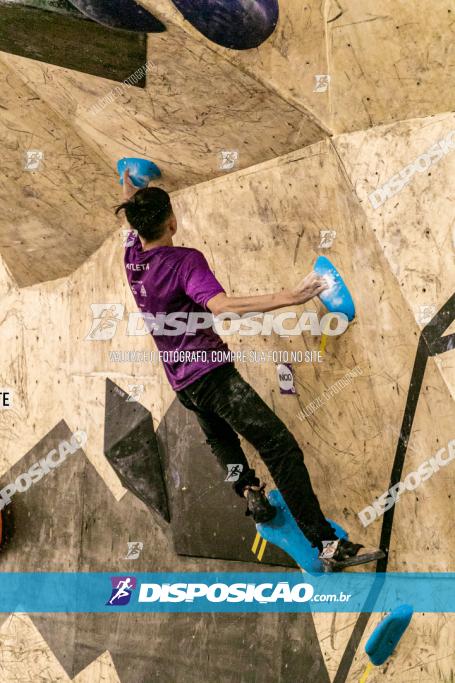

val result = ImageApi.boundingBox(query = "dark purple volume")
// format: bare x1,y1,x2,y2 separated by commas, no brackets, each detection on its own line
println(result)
171,0,279,49
67,0,166,32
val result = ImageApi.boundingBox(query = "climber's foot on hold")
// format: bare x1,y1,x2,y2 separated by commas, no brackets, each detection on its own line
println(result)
319,538,385,572
244,484,277,524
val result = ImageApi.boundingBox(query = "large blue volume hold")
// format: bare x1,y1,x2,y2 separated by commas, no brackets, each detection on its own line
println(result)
171,0,279,50
314,256,356,322
256,490,347,574
365,604,414,665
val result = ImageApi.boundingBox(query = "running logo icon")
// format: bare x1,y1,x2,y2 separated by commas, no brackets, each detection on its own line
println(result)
106,576,137,606
225,464,243,482
85,304,124,341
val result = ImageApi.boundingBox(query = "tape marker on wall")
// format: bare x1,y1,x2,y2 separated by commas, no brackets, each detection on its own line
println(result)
276,363,296,394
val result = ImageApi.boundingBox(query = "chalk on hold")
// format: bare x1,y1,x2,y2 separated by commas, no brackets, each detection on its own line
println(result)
256,489,347,574
365,604,414,666
117,158,161,188
314,256,355,322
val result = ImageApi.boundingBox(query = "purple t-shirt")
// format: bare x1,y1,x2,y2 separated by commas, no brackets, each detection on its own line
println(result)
124,234,230,390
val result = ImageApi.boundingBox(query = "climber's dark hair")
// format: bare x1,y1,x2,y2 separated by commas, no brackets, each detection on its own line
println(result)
115,187,172,241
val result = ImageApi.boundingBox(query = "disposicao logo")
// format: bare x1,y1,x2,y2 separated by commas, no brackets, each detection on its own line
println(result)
106,576,137,606
137,582,315,604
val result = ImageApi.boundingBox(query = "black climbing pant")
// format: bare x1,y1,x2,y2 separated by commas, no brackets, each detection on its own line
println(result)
176,363,337,550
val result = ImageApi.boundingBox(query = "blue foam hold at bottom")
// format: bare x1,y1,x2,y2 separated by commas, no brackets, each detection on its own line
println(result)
257,490,347,574
365,604,414,666
314,255,355,322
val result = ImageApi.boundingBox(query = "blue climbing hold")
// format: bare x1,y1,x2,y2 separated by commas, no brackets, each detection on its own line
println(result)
314,256,356,322
171,0,279,50
256,490,347,574
117,157,161,188
365,604,414,666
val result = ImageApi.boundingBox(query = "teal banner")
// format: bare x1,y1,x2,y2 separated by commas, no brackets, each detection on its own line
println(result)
0,572,454,613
